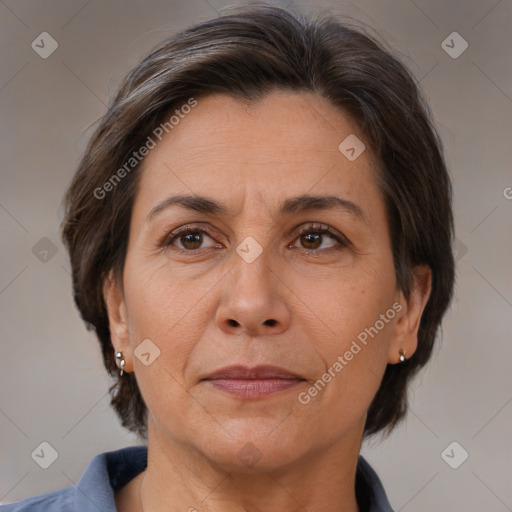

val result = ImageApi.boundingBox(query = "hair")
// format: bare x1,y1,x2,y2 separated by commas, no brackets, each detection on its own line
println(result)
61,3,454,440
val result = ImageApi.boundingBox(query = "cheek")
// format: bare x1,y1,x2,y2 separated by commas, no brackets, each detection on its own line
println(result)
121,258,214,393
294,254,396,412
121,260,212,438
308,254,397,350
124,256,212,338
297,305,396,439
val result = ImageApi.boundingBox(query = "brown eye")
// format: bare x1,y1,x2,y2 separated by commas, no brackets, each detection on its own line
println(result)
163,226,220,254
179,231,204,250
300,232,323,250
291,224,347,253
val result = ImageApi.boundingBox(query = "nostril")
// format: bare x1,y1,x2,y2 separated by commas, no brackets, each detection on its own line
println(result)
264,319,277,327
228,319,239,327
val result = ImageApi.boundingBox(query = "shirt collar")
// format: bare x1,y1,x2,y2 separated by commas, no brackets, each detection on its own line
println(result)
74,445,393,512
74,446,147,511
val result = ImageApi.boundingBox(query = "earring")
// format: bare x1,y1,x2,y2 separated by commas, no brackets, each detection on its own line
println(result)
115,351,126,376
399,349,407,363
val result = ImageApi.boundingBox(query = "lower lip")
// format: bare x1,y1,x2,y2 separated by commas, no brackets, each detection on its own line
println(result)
205,378,302,398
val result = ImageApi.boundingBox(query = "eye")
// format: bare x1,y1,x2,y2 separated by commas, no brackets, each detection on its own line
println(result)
160,222,349,256
161,225,222,254
290,223,348,254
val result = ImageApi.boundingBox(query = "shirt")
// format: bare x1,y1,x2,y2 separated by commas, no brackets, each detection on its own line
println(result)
1,445,394,511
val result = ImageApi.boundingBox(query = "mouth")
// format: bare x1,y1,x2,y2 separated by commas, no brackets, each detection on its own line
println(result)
202,365,305,399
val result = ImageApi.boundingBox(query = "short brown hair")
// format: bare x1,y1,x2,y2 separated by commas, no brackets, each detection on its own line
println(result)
61,4,454,439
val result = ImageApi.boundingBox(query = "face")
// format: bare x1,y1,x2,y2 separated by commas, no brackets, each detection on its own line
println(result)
105,90,429,471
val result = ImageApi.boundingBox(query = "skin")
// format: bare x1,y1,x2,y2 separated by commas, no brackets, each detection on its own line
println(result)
104,90,431,512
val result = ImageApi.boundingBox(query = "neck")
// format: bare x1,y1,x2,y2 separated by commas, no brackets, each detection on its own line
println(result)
129,419,363,512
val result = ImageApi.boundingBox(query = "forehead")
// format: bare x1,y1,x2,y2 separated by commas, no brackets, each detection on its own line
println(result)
134,91,383,220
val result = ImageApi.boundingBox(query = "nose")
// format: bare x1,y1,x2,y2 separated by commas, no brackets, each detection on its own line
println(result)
215,248,291,337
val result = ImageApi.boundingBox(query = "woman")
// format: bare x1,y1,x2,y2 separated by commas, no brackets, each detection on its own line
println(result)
2,4,454,511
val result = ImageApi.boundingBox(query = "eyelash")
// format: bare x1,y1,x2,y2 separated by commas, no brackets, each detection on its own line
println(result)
159,223,349,256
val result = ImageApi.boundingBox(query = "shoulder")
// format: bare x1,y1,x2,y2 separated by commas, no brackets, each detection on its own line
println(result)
1,445,148,512
0,486,74,511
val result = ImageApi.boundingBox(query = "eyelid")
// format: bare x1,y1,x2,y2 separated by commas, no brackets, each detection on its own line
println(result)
293,222,350,245
160,221,351,253
159,223,220,248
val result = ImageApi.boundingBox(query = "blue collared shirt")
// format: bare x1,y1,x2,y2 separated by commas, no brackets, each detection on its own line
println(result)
1,445,394,511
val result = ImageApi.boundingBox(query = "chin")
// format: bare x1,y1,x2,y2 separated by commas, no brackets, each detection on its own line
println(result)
196,418,311,473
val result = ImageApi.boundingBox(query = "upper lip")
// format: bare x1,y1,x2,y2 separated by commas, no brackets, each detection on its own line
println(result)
203,365,304,380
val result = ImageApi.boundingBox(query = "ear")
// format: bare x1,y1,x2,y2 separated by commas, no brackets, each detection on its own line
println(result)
103,270,133,372
387,265,432,364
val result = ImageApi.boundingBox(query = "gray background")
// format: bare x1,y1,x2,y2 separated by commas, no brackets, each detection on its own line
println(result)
1,0,511,510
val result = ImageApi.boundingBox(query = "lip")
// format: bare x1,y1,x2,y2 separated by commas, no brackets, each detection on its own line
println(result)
202,365,305,399
204,364,303,380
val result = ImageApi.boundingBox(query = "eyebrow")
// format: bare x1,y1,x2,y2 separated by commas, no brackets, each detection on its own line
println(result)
146,193,367,223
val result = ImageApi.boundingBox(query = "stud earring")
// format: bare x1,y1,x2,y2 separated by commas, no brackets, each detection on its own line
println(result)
115,351,126,376
399,349,407,363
